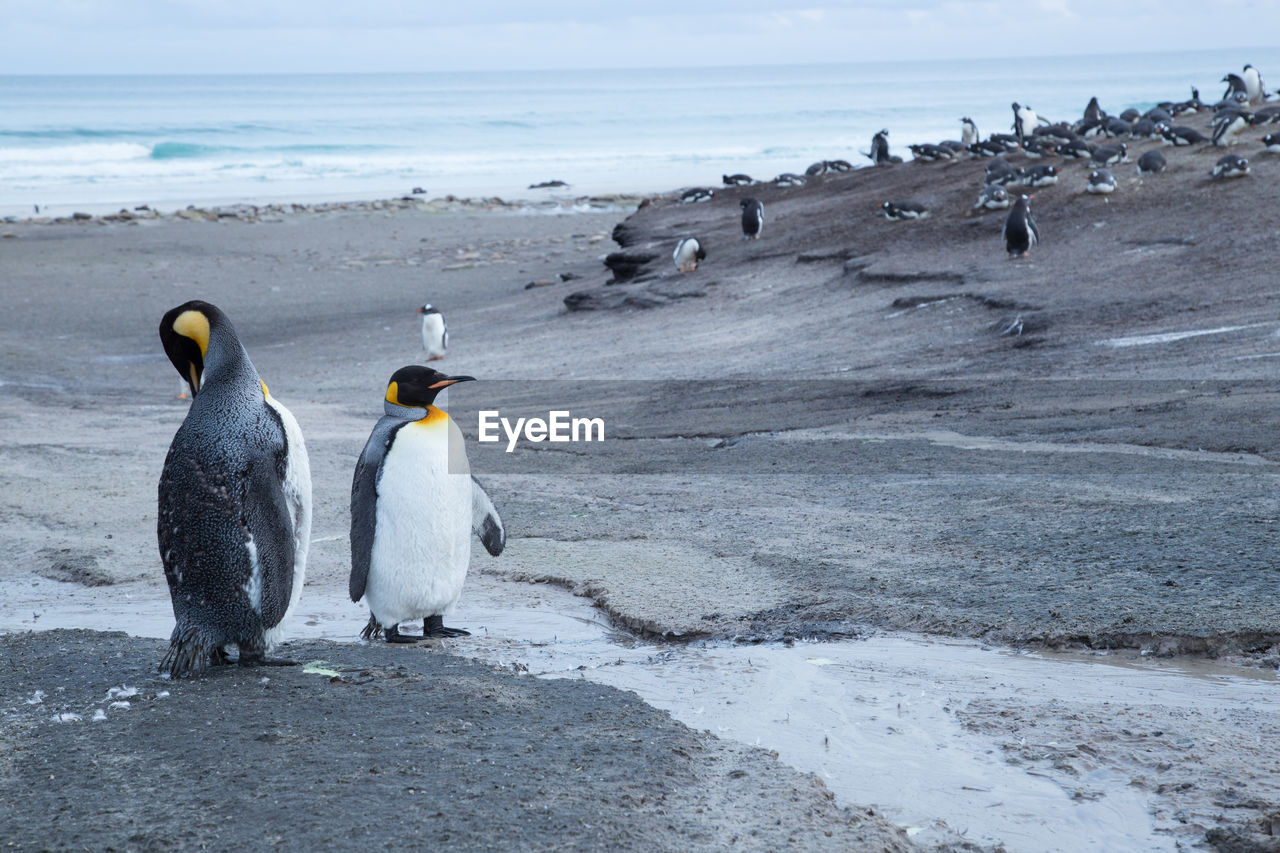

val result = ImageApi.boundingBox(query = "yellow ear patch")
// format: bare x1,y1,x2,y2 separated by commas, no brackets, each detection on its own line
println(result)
384,380,400,406
172,310,210,357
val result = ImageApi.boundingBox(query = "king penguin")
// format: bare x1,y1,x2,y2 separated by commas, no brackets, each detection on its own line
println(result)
417,304,447,361
157,300,312,676
350,365,505,643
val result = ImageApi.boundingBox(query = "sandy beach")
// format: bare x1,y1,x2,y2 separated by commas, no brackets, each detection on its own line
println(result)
4,101,1280,850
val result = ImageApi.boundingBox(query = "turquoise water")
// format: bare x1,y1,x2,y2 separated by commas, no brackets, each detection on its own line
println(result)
1,49,1275,215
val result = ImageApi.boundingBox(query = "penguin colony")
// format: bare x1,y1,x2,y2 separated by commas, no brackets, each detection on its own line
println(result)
158,301,504,674
670,62,1273,266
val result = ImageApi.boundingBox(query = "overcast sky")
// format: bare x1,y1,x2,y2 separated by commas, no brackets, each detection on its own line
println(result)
3,1,1278,74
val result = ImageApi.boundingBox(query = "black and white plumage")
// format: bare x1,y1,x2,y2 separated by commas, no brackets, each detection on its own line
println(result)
1118,108,1141,123
774,172,807,187
1211,154,1250,178
866,129,892,165
1212,110,1253,146
1102,117,1132,138
350,366,502,644
740,198,764,239
1243,64,1267,104
826,159,854,172
673,236,707,273
881,200,930,221
1086,169,1118,194
1083,96,1105,123
1090,142,1128,167
1021,137,1057,158
974,184,1011,210
157,300,312,676
984,157,1019,186
1169,88,1203,116
909,143,954,162
1159,124,1208,146
1129,118,1159,139
679,187,715,204
416,304,447,361
1002,195,1039,258
1020,164,1059,187
1252,105,1280,125
1011,103,1041,144
723,173,754,186
1136,149,1167,175
1058,138,1094,159
1261,133,1280,153
966,140,1005,158
960,117,979,146
1223,73,1248,103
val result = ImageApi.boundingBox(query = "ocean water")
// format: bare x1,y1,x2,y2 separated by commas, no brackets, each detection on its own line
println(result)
1,48,1275,216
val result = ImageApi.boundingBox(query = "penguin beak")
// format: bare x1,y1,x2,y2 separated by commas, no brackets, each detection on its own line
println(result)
187,363,201,395
428,375,475,389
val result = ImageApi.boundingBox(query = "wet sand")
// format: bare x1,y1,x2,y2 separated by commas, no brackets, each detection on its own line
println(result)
3,109,1280,849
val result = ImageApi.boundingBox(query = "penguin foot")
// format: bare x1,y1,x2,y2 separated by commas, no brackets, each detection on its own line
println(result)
426,355,444,362
385,624,421,644
236,650,298,668
359,615,383,641
210,647,231,667
424,614,471,638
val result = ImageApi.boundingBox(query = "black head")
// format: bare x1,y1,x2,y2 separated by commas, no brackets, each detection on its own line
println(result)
416,304,439,315
159,299,230,396
740,198,760,210
384,365,474,408
881,201,894,211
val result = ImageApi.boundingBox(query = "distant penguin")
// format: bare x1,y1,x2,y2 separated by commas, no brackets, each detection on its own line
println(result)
1058,138,1094,159
1083,96,1104,122
960,117,979,146
679,187,715,204
740,198,764,239
157,300,312,676
1262,133,1280,153
774,172,806,187
1223,73,1248,103
416,304,447,361
1020,164,1059,187
1118,108,1140,123
909,143,953,161
1090,142,1128,167
1130,118,1158,139
1159,124,1208,146
826,159,854,172
1102,117,1132,138
673,237,706,273
1211,154,1250,178
881,201,930,221
805,161,827,176
866,129,891,164
1136,149,1167,175
1022,137,1057,158
974,184,1011,210
1012,103,1040,144
1243,64,1266,104
984,157,1020,186
723,173,754,186
1002,195,1039,258
1086,169,1118,194
350,366,504,643
1212,109,1253,146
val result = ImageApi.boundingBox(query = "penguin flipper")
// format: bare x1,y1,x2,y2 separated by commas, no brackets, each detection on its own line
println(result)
471,475,506,557
243,450,298,632
350,419,400,602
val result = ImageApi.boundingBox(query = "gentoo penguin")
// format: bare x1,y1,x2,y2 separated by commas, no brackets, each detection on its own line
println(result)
157,300,312,676
908,143,953,162
1102,117,1132,138
960,117,979,146
1223,73,1248,103
1086,169,1118,194
1090,142,1128,167
1020,163,1059,188
805,161,827,176
740,198,764,239
1118,108,1140,123
1170,88,1203,116
673,236,707,273
1012,103,1040,144
1254,105,1280,124
1262,133,1280,153
1129,118,1158,139
881,200,929,221
350,366,504,643
1021,137,1057,158
826,159,854,172
1136,149,1167,175
1002,195,1039,258
974,184,1011,210
1243,64,1266,104
1158,124,1208,146
1212,109,1253,146
774,172,806,187
1058,138,1094,159
679,187,715,204
865,129,891,165
417,304,447,361
1083,96,1104,122
984,157,1020,187
1211,154,1250,178
723,173,754,186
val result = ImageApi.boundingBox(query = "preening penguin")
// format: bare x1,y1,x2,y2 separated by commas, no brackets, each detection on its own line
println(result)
740,198,764,239
350,366,504,643
417,304,447,361
157,300,312,676
673,236,707,273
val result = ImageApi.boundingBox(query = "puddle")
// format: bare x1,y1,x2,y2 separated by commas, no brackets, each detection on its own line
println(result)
3,571,1275,851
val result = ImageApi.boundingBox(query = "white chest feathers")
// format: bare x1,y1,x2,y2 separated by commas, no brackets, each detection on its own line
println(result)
366,414,472,626
421,312,447,358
